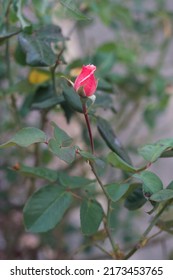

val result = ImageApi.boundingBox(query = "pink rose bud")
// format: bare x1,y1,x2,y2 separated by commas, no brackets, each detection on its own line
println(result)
74,64,97,97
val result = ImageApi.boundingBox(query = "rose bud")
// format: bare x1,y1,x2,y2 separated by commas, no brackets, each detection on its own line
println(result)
74,64,97,97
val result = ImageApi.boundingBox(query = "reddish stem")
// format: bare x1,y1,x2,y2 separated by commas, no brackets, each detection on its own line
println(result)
82,103,94,154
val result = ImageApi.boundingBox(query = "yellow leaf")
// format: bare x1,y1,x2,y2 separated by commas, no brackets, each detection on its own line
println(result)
28,70,50,84
70,67,82,77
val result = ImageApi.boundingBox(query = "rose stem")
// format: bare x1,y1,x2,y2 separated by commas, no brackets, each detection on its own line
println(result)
124,199,172,259
82,103,94,154
82,103,120,258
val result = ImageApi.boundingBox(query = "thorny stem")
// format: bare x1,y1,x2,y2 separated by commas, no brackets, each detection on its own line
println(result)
124,200,172,259
89,161,108,199
82,101,120,258
103,218,119,259
50,66,57,94
82,103,94,154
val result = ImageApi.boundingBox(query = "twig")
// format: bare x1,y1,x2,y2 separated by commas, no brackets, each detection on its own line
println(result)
50,47,65,94
4,0,22,128
95,243,113,258
124,200,172,259
89,160,120,258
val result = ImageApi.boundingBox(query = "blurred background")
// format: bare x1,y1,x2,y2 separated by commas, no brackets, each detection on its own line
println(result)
1,0,173,259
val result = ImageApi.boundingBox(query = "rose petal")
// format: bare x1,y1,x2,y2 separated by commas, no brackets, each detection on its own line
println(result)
83,75,98,97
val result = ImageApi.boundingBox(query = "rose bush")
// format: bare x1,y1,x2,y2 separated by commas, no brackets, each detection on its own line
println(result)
0,0,173,260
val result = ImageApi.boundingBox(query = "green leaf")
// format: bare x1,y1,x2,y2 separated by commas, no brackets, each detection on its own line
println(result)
48,138,76,164
78,150,97,161
62,82,83,113
35,24,65,43
17,164,58,182
97,42,116,53
97,78,113,92
51,122,73,147
93,52,115,77
80,199,103,235
124,184,147,210
0,127,46,148
105,183,129,202
59,0,91,21
138,138,173,163
94,157,106,176
150,189,173,202
107,202,121,231
59,172,95,189
30,84,64,110
60,101,74,123
19,32,55,66
97,117,132,164
160,150,173,158
32,96,64,110
23,185,73,233
94,92,113,110
167,181,173,190
14,41,27,65
134,171,163,198
48,123,75,163
18,25,65,66
107,152,137,172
